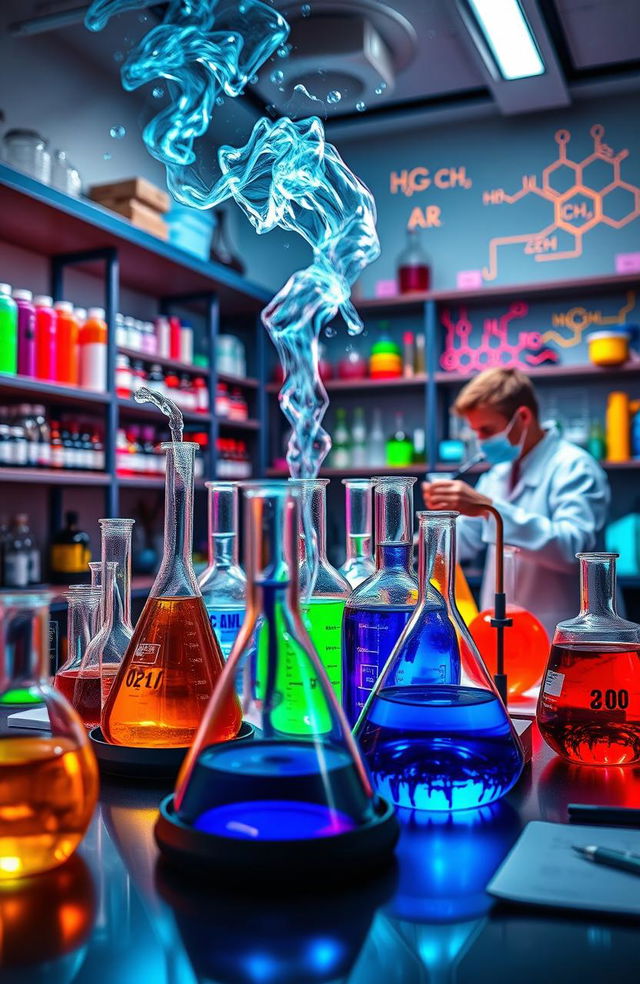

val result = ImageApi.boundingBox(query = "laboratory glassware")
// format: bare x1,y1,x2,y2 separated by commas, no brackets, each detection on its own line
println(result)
537,552,640,765
0,592,98,877
54,585,102,704
339,478,375,589
290,477,350,701
343,476,418,725
355,511,524,811
470,545,549,697
155,482,398,875
198,481,246,659
99,517,134,650
68,562,118,730
101,441,242,747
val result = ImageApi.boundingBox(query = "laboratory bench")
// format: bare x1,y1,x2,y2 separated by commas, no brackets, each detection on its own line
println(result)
5,723,640,984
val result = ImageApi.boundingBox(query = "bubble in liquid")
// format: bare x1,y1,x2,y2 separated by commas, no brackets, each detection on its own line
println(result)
375,82,387,95
103,152,112,161
249,73,259,84
215,95,225,106
270,69,284,85
326,90,341,105
152,86,165,99
324,326,336,338
113,50,124,63
356,101,366,112
110,125,126,140
137,12,148,22
301,4,311,16
277,44,290,58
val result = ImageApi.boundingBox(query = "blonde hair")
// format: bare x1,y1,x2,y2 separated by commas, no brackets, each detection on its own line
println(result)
453,368,539,420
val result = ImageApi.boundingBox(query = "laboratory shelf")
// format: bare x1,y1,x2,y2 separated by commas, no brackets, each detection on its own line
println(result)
218,417,260,431
218,371,260,389
0,466,111,485
117,398,211,424
117,347,211,377
266,464,427,477
0,373,111,406
0,163,270,313
267,374,427,394
435,362,640,385
117,474,207,489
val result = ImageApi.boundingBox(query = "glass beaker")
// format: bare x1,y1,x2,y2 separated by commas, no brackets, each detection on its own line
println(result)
198,481,246,659
537,552,640,765
155,482,398,872
54,585,102,705
99,517,134,648
0,592,98,877
470,545,549,698
102,442,242,747
339,478,375,589
290,478,350,701
355,511,524,811
67,562,118,730
343,476,418,725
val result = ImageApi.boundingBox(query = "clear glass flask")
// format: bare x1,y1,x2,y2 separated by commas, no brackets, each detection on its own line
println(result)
290,478,350,702
0,592,98,877
155,482,397,873
67,562,118,730
343,476,418,725
102,442,242,747
537,552,640,765
99,517,135,648
355,511,524,811
339,478,375,589
198,481,246,659
470,545,549,698
54,585,102,705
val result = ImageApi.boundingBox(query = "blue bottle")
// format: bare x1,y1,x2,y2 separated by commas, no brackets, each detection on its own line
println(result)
355,511,524,812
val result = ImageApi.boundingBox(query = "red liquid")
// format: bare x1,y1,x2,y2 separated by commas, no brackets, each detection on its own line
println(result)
398,265,430,293
54,668,117,731
537,643,640,765
470,605,549,697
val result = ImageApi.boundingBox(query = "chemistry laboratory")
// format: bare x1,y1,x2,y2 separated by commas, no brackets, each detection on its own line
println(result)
1,0,640,980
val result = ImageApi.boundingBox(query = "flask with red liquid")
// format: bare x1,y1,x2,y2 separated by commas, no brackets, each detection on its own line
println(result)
396,229,430,294
537,552,640,766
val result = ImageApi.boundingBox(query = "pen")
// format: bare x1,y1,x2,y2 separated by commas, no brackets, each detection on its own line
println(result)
573,844,640,877
568,804,640,826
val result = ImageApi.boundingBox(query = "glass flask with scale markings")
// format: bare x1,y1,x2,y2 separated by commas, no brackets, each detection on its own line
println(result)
339,478,375,589
355,511,524,811
343,477,418,725
198,481,246,659
537,552,640,765
155,482,398,877
101,442,242,747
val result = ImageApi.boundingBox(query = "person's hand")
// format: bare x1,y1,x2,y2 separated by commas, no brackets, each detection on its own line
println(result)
421,479,492,517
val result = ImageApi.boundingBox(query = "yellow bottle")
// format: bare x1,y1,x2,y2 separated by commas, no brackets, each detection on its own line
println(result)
605,391,630,462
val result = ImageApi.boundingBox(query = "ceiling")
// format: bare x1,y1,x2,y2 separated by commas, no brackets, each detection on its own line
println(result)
3,0,640,130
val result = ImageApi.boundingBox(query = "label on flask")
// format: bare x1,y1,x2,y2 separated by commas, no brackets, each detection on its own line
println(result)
543,669,565,697
133,642,161,665
207,607,245,656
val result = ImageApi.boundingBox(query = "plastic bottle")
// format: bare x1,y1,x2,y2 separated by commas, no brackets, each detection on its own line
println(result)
169,316,182,360
79,307,107,392
156,316,170,358
180,320,194,363
605,392,630,462
34,295,56,381
115,354,133,399
13,289,36,377
54,301,79,385
0,284,18,375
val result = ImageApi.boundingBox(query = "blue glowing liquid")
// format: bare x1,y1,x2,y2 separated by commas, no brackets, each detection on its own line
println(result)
357,686,523,811
342,606,412,726
178,739,369,838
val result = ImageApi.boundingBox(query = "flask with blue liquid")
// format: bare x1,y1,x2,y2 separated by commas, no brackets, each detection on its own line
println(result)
355,510,524,812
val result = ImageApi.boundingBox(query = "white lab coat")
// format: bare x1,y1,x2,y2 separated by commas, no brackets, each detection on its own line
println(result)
458,425,610,639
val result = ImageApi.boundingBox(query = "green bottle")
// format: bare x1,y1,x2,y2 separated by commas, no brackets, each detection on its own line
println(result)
386,411,414,467
0,284,18,376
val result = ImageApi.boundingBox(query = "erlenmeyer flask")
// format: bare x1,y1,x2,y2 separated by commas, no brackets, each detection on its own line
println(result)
454,564,478,627
339,478,375,589
343,476,418,725
198,481,246,659
355,511,524,811
0,592,98,877
537,552,640,765
155,482,398,875
54,585,102,705
290,477,350,701
470,545,549,698
102,442,242,747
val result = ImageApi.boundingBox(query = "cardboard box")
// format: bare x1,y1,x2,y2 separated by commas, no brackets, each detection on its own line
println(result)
89,176,170,213
99,196,169,240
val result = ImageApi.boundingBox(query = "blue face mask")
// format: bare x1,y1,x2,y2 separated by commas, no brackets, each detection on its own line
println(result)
478,413,525,466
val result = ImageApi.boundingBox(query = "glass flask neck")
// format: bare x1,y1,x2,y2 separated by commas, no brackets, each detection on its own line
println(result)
152,442,200,597
206,482,240,569
98,518,134,632
294,479,328,558
419,512,457,603
579,554,617,617
344,480,373,564
243,486,301,616
373,477,416,570
0,594,50,690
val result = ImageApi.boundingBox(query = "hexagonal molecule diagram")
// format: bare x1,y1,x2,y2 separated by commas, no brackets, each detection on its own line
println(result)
481,125,640,281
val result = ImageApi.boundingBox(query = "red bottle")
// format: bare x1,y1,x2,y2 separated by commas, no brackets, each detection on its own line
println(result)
34,295,57,381
169,317,182,360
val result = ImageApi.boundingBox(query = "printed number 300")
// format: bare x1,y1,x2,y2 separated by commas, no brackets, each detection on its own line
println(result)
590,688,629,710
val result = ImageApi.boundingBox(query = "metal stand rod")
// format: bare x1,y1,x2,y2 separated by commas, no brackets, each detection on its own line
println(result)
485,504,512,705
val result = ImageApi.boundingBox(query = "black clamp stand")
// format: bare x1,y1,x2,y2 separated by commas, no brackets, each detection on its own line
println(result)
485,505,512,705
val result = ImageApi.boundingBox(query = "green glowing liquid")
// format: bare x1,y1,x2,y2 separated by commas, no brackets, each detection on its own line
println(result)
0,687,42,705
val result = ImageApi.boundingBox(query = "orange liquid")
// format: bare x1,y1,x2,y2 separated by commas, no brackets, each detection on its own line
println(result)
101,595,242,748
470,605,549,697
54,669,117,731
0,737,98,878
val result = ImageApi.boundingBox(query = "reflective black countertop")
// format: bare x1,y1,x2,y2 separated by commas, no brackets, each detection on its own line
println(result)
4,726,640,984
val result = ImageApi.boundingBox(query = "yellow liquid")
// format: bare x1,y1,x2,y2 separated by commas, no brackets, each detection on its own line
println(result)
102,595,242,748
0,737,98,879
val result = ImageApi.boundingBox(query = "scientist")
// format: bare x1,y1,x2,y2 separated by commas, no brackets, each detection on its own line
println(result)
422,368,610,637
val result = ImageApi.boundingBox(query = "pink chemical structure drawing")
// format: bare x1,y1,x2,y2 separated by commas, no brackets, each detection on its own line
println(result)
440,301,559,374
